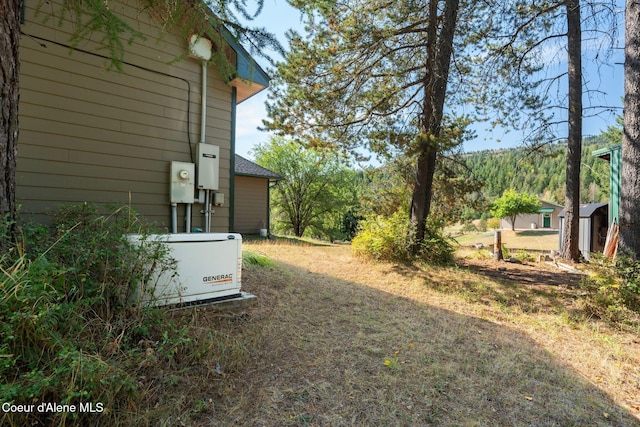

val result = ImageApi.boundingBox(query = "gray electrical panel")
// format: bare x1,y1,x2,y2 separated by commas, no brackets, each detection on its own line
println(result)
197,143,219,190
170,161,195,203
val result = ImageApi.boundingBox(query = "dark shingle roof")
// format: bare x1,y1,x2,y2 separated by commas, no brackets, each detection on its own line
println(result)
558,203,608,219
234,154,282,180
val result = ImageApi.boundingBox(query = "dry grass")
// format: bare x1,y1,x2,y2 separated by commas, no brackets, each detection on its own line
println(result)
169,240,639,426
454,229,560,252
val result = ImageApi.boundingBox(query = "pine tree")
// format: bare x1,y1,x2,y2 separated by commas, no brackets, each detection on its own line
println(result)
0,0,20,250
265,0,547,254
620,0,640,257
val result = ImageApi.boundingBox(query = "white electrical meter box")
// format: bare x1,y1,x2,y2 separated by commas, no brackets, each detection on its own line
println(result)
170,161,195,203
197,143,219,190
128,233,243,307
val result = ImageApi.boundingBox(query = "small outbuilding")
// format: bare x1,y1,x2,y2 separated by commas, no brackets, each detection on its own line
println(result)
558,203,609,260
592,144,621,225
499,199,564,230
233,155,282,235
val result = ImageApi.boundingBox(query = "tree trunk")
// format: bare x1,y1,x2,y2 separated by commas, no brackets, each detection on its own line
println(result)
0,0,20,250
409,0,459,250
619,0,640,257
411,144,437,244
560,0,582,262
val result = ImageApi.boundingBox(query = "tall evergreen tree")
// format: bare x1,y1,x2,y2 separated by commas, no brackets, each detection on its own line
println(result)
0,0,21,249
560,0,583,262
265,0,547,254
620,0,640,257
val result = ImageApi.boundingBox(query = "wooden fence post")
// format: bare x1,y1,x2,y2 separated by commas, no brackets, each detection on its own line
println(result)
494,231,503,261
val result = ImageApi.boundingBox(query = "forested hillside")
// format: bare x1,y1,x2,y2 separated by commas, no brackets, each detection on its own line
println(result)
465,135,616,208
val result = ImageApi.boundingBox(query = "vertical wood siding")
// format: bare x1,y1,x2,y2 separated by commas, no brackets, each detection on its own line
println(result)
17,0,232,231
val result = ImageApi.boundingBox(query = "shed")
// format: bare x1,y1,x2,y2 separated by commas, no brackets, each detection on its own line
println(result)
592,144,621,225
558,203,609,259
233,155,282,235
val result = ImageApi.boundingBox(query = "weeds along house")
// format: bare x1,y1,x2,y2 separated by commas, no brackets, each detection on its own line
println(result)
17,0,269,232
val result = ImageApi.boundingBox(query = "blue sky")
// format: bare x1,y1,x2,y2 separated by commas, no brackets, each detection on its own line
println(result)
235,1,625,160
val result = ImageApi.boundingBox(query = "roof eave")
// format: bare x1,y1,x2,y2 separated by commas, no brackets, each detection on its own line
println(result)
222,31,270,103
592,144,622,161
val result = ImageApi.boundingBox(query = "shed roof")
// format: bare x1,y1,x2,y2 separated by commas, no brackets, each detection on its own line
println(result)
558,202,608,219
592,144,622,162
234,154,282,180
540,199,564,209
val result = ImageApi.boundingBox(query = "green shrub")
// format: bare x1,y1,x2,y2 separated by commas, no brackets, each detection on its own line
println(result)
582,255,640,329
514,249,535,263
341,211,364,240
0,203,177,426
418,227,456,265
352,212,454,264
460,222,478,234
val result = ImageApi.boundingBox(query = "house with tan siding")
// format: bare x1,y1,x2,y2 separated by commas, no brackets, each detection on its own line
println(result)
233,155,282,235
17,0,268,232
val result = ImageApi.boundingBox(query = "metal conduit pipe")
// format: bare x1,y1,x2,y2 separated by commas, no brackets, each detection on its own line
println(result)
171,203,178,234
200,61,207,144
186,204,192,233
204,190,210,232
200,61,209,232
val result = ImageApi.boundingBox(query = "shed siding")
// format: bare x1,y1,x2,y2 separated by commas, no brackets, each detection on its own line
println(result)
17,0,232,231
234,176,268,234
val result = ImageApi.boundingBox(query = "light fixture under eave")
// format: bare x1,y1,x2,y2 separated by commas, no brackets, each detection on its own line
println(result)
188,35,212,62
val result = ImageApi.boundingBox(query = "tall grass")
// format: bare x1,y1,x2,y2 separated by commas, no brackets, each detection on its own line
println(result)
582,254,640,330
0,204,180,426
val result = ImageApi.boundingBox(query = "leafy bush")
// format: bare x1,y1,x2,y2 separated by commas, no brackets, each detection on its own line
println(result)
514,249,535,263
352,212,454,264
0,204,178,426
486,217,501,230
352,212,413,263
460,222,478,234
582,255,640,328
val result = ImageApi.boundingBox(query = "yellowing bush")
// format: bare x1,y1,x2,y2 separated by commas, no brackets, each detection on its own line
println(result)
352,212,454,264
352,212,412,262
